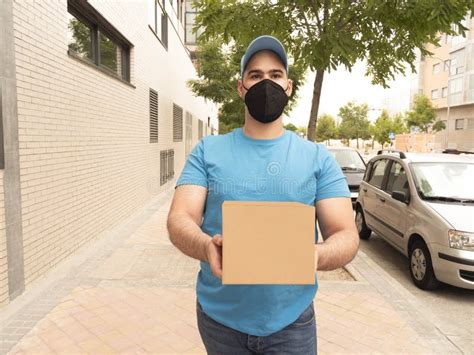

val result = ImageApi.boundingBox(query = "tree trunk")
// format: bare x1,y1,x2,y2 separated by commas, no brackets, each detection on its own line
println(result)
356,138,359,149
307,70,325,142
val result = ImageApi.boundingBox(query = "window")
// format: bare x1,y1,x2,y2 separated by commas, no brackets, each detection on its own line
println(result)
160,149,174,185
449,77,463,105
67,0,132,82
467,118,474,130
449,49,465,76
173,104,183,142
431,89,439,100
198,120,203,139
442,87,448,98
185,2,203,45
385,162,409,197
444,60,450,71
455,119,464,130
149,89,158,143
148,0,168,48
432,63,440,74
367,159,388,189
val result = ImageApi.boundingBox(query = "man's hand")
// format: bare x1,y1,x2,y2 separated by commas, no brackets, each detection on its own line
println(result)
206,234,223,279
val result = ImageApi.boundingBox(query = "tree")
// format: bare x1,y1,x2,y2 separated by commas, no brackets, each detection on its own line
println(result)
337,102,370,148
284,123,298,132
373,110,393,147
392,113,408,134
406,95,438,133
194,1,473,140
315,114,336,145
187,38,306,134
432,120,447,132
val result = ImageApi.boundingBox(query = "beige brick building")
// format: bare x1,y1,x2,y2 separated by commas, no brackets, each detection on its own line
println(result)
415,13,474,151
0,0,217,309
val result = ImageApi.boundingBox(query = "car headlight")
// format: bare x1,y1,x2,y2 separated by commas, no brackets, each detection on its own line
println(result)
448,230,474,251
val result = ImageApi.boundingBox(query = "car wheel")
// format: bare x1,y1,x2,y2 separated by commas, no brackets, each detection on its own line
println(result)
409,240,440,290
355,207,371,240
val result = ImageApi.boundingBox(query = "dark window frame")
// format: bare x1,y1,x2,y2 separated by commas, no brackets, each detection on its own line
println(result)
149,0,169,50
67,0,133,83
367,158,390,189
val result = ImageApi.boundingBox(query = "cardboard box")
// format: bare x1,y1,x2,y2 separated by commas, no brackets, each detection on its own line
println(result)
222,201,315,285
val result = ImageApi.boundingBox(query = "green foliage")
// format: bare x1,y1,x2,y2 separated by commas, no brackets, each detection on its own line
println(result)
406,95,437,133
372,110,409,146
372,110,393,146
315,114,336,143
284,123,298,132
337,102,370,142
68,18,92,60
193,0,472,138
432,120,447,132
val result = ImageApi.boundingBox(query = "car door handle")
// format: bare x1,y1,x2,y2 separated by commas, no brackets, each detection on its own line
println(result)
378,196,385,202
362,188,367,192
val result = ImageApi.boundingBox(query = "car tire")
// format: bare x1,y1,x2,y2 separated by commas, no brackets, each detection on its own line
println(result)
355,207,371,240
409,240,440,290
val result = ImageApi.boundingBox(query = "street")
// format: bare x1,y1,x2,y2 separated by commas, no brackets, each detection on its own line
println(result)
359,233,474,355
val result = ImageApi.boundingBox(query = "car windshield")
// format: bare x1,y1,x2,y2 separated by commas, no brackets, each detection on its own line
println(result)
330,150,366,170
411,162,474,201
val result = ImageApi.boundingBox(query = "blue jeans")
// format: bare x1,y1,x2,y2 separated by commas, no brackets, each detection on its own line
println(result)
196,300,317,354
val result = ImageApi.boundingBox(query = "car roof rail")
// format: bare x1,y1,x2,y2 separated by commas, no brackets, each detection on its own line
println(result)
376,149,406,159
442,149,474,155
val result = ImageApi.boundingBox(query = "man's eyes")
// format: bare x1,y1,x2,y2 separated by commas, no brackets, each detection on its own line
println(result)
250,74,281,79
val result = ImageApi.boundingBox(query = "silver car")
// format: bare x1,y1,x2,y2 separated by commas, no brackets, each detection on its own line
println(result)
355,150,474,290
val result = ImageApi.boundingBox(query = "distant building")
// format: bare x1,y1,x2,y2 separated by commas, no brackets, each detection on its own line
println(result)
0,0,217,309
413,12,474,151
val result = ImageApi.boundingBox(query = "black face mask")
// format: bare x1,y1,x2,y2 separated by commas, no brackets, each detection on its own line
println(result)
243,79,289,124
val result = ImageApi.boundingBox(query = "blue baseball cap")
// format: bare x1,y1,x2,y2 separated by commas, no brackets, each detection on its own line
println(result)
240,35,288,77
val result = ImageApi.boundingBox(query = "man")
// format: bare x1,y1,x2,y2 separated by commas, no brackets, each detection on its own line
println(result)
167,35,359,354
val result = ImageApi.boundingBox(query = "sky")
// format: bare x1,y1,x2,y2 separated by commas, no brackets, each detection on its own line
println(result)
286,60,415,127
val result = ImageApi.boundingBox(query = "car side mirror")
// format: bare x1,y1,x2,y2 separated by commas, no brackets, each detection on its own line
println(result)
392,190,409,204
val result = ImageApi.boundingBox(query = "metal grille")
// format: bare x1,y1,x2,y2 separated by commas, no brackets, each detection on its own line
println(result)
160,150,167,185
160,149,174,185
173,103,183,142
149,89,158,143
198,120,203,139
167,149,174,180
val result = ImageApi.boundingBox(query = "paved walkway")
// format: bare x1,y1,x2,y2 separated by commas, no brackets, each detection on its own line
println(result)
0,187,466,354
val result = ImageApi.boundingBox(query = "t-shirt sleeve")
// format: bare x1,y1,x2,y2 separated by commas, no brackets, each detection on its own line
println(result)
315,145,351,202
175,139,208,189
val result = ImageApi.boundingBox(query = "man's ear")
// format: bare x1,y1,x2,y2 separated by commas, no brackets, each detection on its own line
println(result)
237,79,245,99
286,79,293,97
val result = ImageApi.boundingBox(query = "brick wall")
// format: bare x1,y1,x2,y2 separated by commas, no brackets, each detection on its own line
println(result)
3,0,216,307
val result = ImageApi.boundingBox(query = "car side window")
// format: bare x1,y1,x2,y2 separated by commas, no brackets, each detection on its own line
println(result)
385,162,409,196
367,159,388,189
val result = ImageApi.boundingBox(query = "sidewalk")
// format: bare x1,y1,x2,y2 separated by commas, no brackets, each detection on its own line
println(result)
0,187,463,354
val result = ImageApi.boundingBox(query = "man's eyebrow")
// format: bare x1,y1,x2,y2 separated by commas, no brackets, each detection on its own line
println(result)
246,69,284,75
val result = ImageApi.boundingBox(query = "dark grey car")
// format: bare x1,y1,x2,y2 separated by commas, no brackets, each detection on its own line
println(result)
328,147,366,207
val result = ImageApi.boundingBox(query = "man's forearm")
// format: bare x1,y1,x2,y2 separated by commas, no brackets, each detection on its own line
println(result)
316,230,359,271
167,213,210,262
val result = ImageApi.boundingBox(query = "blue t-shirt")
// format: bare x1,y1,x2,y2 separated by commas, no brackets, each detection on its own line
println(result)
175,127,350,336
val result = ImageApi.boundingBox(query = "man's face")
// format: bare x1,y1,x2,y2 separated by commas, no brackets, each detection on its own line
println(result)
238,50,292,99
